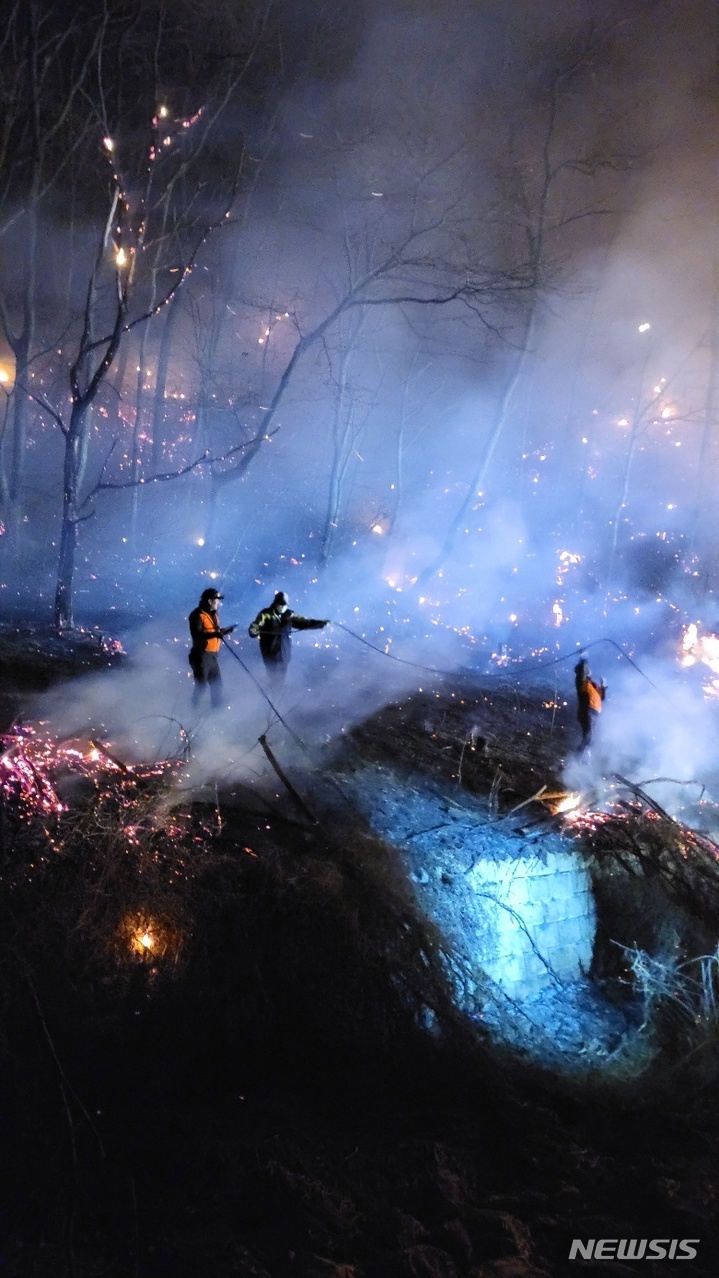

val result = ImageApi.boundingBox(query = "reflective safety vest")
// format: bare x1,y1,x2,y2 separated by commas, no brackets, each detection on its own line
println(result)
189,607,221,653
585,678,604,713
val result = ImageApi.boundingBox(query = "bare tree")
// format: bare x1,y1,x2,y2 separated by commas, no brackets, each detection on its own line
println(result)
0,1,105,520
202,129,524,546
31,48,260,625
689,260,719,590
415,27,636,588
318,306,378,563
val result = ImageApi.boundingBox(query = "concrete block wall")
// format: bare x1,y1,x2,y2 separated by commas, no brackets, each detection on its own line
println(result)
467,850,596,997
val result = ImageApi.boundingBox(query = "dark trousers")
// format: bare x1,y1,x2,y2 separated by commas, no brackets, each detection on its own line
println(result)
578,706,598,748
262,655,287,688
192,651,223,708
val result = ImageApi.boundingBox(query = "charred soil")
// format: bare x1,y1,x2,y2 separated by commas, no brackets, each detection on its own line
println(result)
2,640,718,1277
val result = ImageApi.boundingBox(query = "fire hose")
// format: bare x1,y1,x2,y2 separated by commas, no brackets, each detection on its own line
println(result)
226,622,655,693
219,626,656,820
220,635,307,750
331,622,658,689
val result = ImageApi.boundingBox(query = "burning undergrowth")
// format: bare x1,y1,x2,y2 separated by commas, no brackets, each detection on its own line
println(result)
574,796,719,1076
0,723,204,997
0,712,501,1275
0,703,473,1085
4,646,719,1274
4,637,719,1084
329,677,719,1077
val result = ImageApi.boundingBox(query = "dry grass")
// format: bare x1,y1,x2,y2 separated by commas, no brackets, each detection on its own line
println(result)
3,673,719,1274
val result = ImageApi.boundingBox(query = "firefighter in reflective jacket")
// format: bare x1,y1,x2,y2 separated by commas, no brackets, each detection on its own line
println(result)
574,658,606,749
188,587,235,707
248,591,329,683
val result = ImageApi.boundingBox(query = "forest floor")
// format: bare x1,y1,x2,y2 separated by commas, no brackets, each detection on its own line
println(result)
1,632,718,1278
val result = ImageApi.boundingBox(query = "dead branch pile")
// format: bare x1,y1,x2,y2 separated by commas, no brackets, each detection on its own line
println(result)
575,796,719,929
347,679,568,816
348,684,719,925
0,749,211,985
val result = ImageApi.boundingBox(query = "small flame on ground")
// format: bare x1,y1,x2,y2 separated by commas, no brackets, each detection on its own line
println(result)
553,792,583,815
120,912,182,964
680,623,719,698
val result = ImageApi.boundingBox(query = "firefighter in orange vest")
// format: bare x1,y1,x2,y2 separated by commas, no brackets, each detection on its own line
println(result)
574,658,606,749
188,587,235,707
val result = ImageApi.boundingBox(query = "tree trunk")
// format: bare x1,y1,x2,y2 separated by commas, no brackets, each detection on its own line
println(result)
605,338,653,596
605,427,639,598
110,341,131,434
690,256,719,590
320,342,355,563
54,403,87,632
8,340,32,507
151,290,182,472
415,306,538,589
0,392,11,513
8,204,38,508
129,326,150,547
5,360,31,547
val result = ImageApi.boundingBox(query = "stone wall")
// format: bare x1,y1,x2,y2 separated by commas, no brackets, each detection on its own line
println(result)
467,850,596,997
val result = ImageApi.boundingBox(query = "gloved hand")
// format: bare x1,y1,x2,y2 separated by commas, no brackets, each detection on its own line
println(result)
322,619,331,626
222,625,236,635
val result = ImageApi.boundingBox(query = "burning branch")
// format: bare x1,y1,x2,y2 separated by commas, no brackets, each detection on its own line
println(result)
0,725,180,827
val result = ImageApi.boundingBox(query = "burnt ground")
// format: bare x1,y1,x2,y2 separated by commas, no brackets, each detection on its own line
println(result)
0,624,124,728
2,638,719,1277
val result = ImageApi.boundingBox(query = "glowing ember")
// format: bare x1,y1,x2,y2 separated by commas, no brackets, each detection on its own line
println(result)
679,623,719,698
120,912,182,963
0,726,178,824
679,622,719,671
560,806,618,830
552,792,583,815
556,549,581,580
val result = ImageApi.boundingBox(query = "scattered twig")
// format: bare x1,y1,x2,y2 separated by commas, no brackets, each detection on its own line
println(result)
214,782,222,834
637,776,707,801
89,738,129,773
611,773,678,823
500,784,548,820
258,734,318,825
488,767,503,819
405,821,475,841
25,971,106,1162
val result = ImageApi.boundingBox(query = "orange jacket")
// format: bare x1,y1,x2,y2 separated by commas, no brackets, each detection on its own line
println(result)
582,677,605,713
189,607,222,654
